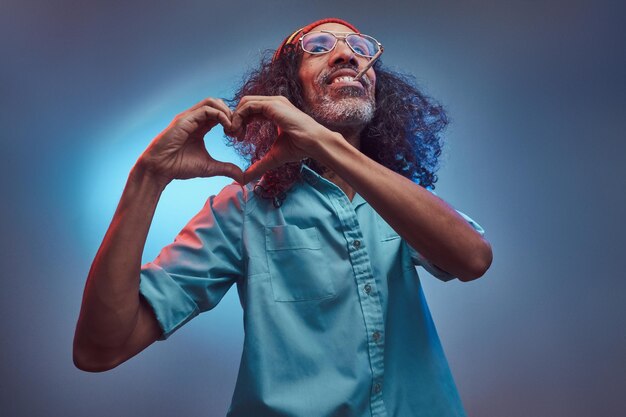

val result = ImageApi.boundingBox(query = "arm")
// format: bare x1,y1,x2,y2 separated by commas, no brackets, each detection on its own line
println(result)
73,167,165,372
231,96,492,282
74,98,242,372
312,134,492,281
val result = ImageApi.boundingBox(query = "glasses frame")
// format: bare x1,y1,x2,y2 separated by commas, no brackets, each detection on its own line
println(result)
298,30,384,81
298,30,383,59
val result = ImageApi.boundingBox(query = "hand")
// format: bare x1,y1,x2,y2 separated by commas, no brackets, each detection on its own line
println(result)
136,98,243,185
228,95,332,183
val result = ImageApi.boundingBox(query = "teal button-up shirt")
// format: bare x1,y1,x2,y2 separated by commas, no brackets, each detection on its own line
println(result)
140,165,484,417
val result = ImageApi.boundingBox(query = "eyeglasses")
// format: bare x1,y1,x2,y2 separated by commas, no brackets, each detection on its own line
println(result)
299,31,384,81
299,31,383,58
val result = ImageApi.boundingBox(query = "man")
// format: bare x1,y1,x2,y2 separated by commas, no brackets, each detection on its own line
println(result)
74,17,492,417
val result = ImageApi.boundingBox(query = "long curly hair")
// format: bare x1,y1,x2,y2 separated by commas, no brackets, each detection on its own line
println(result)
227,44,448,206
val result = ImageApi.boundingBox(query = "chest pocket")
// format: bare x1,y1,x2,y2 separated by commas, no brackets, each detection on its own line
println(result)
375,216,406,274
377,216,401,241
265,225,336,302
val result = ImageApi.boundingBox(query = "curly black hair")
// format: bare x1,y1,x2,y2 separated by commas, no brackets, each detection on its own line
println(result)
227,44,448,205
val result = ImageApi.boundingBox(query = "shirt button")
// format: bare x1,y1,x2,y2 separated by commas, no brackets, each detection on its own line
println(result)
364,283,372,294
353,239,361,248
373,331,381,341
374,383,382,393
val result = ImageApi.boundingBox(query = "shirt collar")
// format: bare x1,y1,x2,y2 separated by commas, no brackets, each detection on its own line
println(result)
300,164,367,208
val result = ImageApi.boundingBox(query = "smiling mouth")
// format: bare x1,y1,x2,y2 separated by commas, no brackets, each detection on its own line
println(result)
331,76,356,84
323,66,367,86
325,76,366,90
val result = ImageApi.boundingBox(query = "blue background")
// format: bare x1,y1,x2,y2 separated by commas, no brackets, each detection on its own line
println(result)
1,1,624,416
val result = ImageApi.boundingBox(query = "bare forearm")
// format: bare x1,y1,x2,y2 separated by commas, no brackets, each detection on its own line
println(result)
315,133,492,280
73,97,243,371
75,164,165,353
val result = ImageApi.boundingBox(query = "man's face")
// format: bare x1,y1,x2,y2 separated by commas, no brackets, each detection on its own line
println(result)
297,22,377,130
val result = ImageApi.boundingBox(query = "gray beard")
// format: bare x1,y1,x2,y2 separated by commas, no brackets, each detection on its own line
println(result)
307,87,375,129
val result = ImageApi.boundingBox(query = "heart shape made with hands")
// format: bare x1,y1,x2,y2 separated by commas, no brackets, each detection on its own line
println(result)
173,97,263,185
220,95,316,185
168,95,316,186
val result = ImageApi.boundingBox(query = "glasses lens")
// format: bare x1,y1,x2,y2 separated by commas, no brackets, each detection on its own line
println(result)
302,33,336,54
347,34,379,57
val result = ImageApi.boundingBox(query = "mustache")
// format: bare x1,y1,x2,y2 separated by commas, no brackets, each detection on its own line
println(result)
317,64,373,88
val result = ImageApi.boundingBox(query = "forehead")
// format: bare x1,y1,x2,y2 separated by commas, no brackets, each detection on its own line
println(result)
307,22,356,34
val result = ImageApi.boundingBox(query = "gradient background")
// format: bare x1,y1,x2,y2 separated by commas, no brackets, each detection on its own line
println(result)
1,1,625,416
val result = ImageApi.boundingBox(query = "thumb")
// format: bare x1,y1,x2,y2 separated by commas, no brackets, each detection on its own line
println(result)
205,161,244,184
243,152,281,185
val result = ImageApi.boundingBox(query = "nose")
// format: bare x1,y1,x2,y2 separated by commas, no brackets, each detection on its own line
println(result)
329,39,359,67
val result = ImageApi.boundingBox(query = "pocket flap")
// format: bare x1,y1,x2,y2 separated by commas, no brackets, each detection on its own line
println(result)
266,225,321,251
377,217,401,241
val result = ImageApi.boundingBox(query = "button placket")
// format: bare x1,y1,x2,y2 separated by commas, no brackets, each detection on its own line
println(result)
323,186,388,417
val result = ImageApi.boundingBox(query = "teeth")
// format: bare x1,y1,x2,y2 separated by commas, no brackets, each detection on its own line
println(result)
332,76,354,83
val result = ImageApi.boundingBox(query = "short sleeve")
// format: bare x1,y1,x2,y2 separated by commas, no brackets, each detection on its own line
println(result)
409,210,485,282
139,183,245,339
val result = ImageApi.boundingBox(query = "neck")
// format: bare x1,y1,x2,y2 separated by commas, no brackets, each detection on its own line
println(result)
317,127,362,201
329,124,362,150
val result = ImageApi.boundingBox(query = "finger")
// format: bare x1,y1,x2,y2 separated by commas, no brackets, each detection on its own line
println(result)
225,113,272,141
206,161,244,184
186,97,233,118
212,98,233,119
231,96,287,116
228,96,291,140
230,99,279,136
235,95,283,105
179,106,232,138
243,152,281,184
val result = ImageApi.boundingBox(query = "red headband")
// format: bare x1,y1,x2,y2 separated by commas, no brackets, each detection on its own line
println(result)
272,17,360,61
